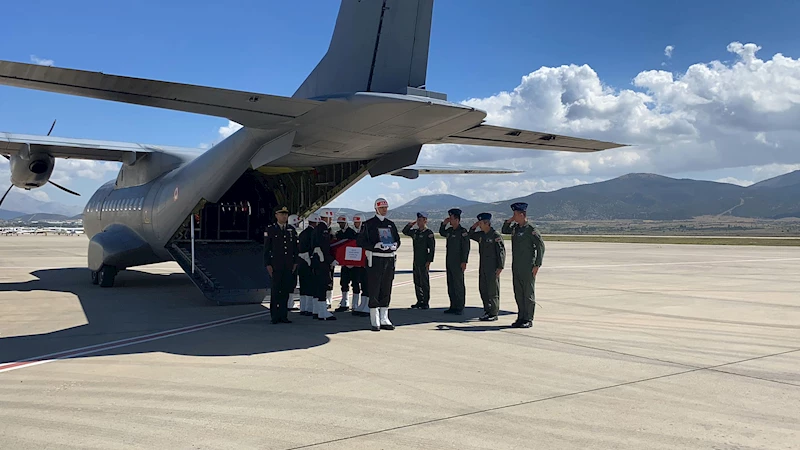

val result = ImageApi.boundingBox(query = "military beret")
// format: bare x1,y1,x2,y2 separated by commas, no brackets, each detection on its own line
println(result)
510,202,528,212
477,212,492,221
417,211,428,219
448,208,462,217
274,206,289,214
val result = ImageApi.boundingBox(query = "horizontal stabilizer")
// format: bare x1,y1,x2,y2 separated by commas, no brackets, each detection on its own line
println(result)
440,124,624,152
0,132,202,163
0,60,321,127
389,165,522,180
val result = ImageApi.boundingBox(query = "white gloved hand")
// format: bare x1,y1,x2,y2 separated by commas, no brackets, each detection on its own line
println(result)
299,252,311,266
331,260,339,267
314,247,324,260
365,251,373,267
374,242,384,249
389,244,397,251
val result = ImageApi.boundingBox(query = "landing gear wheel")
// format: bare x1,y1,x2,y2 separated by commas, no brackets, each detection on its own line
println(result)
90,270,99,285
98,265,117,288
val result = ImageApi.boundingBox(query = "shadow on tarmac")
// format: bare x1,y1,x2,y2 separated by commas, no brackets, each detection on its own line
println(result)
0,268,514,364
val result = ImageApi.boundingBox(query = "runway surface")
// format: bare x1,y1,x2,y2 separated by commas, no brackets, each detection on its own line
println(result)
1,236,798,449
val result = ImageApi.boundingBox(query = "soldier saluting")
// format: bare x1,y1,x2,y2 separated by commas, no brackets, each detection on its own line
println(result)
501,202,545,328
469,212,505,321
403,211,435,309
264,206,299,325
439,208,470,315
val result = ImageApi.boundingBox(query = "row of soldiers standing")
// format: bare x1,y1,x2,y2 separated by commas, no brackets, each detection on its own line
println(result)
263,198,544,329
400,202,544,328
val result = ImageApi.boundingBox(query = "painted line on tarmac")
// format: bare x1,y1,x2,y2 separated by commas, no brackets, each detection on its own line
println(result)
0,270,458,374
545,257,800,270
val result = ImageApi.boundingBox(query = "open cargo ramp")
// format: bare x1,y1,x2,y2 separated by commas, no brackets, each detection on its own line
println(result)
168,240,271,305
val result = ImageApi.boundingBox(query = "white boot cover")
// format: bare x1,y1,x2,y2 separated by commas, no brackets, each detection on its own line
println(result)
369,308,380,330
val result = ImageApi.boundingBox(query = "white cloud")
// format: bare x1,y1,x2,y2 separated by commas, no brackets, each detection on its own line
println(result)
30,55,54,66
420,41,800,189
751,163,800,179
715,177,753,186
754,132,779,147
27,190,51,202
51,160,120,183
218,121,243,139
382,181,401,190
664,45,674,58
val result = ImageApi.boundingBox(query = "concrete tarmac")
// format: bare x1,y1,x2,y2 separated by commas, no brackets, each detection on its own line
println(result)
1,236,798,449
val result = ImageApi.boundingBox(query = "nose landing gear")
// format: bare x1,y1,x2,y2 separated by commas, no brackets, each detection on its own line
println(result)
90,265,117,287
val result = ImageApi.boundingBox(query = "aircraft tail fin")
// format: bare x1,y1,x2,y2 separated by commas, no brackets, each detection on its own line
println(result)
293,0,434,99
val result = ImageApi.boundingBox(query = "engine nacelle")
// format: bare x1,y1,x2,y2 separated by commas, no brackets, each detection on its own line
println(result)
9,149,55,190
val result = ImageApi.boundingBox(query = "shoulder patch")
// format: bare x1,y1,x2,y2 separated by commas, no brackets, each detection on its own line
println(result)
495,237,503,243
462,232,468,237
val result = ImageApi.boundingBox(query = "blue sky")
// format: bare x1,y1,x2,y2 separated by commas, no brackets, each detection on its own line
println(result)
2,0,800,212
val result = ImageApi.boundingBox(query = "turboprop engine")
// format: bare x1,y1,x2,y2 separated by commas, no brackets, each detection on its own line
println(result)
0,120,81,208
9,150,55,189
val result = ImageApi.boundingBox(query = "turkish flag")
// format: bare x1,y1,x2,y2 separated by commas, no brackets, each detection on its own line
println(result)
331,239,365,267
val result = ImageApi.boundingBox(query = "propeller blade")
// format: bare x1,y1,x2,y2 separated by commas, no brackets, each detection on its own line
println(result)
48,180,81,196
0,185,12,208
47,119,57,136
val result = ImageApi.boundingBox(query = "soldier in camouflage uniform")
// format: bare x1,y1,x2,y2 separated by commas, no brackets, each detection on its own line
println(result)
501,202,544,328
439,208,470,315
402,211,435,309
469,212,505,321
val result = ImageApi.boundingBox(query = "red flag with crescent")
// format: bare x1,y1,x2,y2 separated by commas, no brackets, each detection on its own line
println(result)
331,239,365,267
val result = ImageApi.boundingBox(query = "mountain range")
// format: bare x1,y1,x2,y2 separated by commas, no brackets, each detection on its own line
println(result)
490,171,800,221
331,170,800,221
0,190,84,218
3,170,800,223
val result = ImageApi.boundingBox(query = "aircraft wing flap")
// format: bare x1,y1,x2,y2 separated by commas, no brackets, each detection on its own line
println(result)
440,124,624,152
0,132,201,162
0,60,322,127
388,164,522,179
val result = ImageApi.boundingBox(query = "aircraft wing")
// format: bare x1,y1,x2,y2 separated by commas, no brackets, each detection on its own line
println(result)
0,60,321,127
0,132,202,163
439,124,624,152
388,165,522,179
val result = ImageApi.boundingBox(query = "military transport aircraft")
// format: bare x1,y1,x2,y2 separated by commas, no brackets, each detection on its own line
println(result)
0,0,623,304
